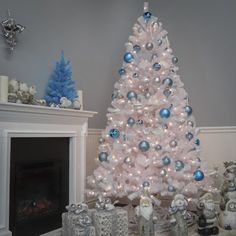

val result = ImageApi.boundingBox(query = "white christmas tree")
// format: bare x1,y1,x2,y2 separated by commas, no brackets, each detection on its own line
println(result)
88,3,215,200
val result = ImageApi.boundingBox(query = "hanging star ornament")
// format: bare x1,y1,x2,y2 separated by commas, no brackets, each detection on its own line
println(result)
1,10,25,52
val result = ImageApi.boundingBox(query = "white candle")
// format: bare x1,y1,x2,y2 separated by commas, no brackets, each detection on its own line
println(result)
0,76,9,103
77,90,83,110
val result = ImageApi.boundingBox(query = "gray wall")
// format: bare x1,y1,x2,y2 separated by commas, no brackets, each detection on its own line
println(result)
0,0,236,128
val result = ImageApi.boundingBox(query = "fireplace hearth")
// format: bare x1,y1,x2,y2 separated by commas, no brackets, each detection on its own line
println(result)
10,138,69,236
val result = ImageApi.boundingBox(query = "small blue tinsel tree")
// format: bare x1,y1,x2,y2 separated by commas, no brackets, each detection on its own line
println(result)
44,51,78,104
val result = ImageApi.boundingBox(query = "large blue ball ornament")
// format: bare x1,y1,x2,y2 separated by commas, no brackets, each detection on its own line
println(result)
175,160,185,171
162,156,171,166
153,63,161,71
159,108,171,119
139,140,150,152
163,78,173,87
195,139,200,146
127,117,136,126
109,128,120,139
143,12,152,21
186,132,194,141
99,152,108,162
185,106,193,116
124,52,134,63
168,185,176,192
127,91,137,100
194,169,204,181
118,68,126,76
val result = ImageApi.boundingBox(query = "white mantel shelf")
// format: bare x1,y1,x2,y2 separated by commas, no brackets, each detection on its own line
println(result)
0,102,97,125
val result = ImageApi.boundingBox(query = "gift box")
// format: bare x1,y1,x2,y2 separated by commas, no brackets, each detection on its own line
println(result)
72,225,96,236
62,203,95,236
92,207,128,236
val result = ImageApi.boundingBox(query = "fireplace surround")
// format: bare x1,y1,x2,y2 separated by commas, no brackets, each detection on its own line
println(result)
0,102,96,236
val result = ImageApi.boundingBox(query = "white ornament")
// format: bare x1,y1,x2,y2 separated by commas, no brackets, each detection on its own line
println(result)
19,82,29,92
60,97,72,108
29,85,37,96
8,78,19,93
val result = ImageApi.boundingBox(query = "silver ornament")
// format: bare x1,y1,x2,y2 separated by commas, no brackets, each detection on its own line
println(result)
145,92,151,99
169,140,177,148
187,121,194,127
143,181,150,188
124,156,132,164
1,10,25,52
157,39,162,46
154,77,161,83
99,137,105,144
143,77,149,83
160,169,167,177
145,42,154,50
133,73,139,78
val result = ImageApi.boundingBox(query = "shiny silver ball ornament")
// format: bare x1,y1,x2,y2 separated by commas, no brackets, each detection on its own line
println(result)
142,181,150,188
99,137,105,144
187,120,194,127
124,156,132,164
154,77,161,83
157,39,162,46
160,169,167,177
172,56,178,64
169,140,177,148
145,42,154,51
145,92,151,99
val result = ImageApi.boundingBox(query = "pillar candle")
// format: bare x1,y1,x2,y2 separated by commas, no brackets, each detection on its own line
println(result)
0,76,9,103
77,90,83,110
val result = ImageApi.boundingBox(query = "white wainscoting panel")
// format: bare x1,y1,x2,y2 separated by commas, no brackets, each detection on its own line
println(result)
87,126,236,178
198,126,236,174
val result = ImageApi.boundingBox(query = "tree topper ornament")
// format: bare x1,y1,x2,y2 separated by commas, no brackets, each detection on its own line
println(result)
1,10,25,52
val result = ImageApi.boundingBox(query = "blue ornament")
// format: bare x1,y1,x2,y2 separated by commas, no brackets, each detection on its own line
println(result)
168,185,176,192
162,156,171,166
186,132,193,141
163,78,173,87
143,12,152,21
163,89,171,97
172,56,178,64
195,139,200,146
185,106,193,116
127,117,135,126
155,144,162,151
109,128,120,139
175,160,185,171
118,68,126,76
153,63,161,71
194,169,204,181
98,152,108,162
127,91,137,100
143,181,150,188
133,45,141,53
139,140,150,152
159,108,171,119
124,52,134,63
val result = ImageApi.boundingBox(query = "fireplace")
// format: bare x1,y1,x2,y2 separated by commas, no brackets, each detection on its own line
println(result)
0,102,96,236
9,138,69,236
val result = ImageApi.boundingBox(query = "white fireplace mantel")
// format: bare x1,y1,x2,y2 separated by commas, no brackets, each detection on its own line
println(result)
0,102,97,236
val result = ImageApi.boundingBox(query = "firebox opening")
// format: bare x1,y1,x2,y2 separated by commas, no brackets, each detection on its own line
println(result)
10,137,69,236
